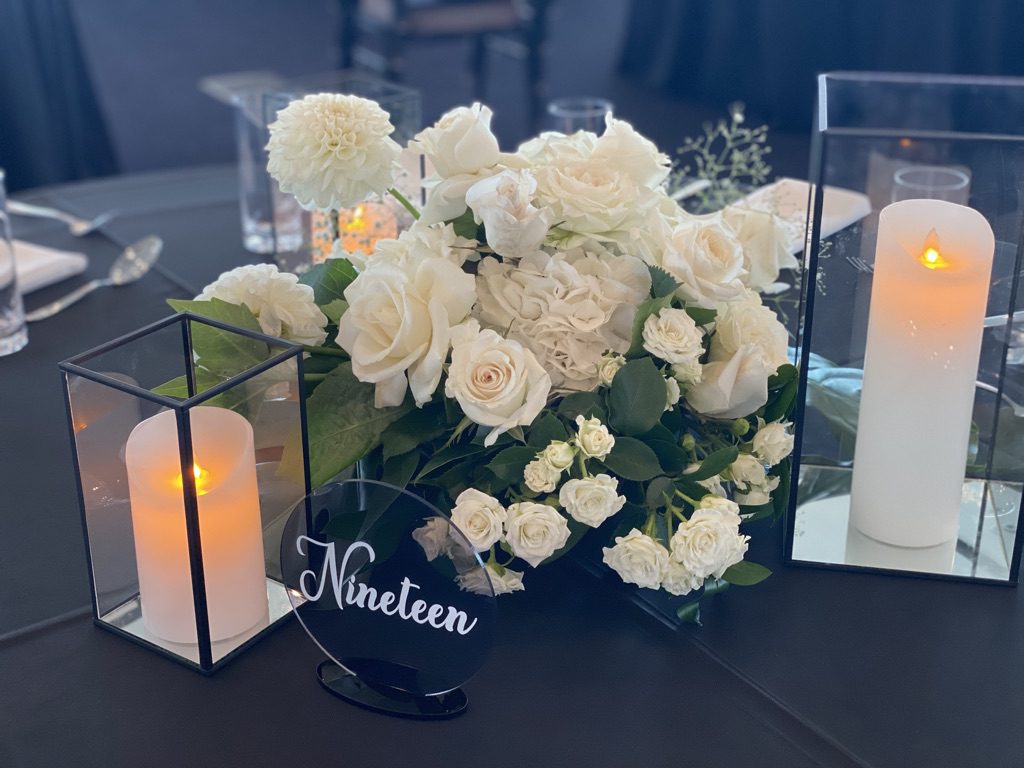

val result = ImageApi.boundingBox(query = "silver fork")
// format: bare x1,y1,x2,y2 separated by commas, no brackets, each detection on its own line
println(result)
845,254,875,274
8,200,118,236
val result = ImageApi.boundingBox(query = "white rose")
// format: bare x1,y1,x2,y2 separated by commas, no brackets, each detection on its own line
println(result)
266,93,400,211
504,502,571,567
411,517,454,561
197,263,328,346
598,354,626,386
413,103,501,178
574,415,615,459
516,129,597,166
697,495,742,523
639,212,747,308
661,560,704,596
420,167,499,225
669,511,749,580
683,464,727,497
711,291,789,372
664,377,681,411
465,169,552,261
450,489,507,552
752,418,794,466
642,308,704,365
729,453,768,490
685,344,772,419
590,116,671,188
559,474,626,527
445,320,552,447
735,475,780,506
671,360,702,387
721,206,798,292
356,220,478,271
523,458,561,494
602,529,669,589
338,257,475,407
542,441,576,471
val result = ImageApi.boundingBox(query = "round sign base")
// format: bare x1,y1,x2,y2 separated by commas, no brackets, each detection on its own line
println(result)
317,662,468,719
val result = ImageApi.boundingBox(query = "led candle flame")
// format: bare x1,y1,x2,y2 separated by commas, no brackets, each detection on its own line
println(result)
850,199,995,548
125,407,268,644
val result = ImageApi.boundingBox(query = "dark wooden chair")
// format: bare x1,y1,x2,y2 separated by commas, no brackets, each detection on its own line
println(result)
338,0,551,130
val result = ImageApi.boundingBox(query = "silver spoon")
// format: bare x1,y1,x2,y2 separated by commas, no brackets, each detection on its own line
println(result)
26,236,163,322
8,200,119,236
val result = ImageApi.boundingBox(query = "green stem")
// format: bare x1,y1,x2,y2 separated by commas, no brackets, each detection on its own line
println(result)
304,373,329,383
674,489,702,507
388,187,420,220
643,511,657,538
303,345,348,358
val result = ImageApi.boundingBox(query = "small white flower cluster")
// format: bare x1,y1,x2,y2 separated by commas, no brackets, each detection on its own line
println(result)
602,496,749,596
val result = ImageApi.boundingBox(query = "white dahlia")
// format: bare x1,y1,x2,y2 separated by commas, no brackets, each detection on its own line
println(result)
266,93,401,211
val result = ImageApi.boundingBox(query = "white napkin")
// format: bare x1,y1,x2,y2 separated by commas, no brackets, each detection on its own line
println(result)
12,240,88,293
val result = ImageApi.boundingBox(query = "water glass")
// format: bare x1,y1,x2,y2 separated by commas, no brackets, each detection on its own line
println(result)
892,165,971,203
0,170,27,356
546,97,614,134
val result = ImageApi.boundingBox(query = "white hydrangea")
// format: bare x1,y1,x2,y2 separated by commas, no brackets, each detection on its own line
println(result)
197,263,328,346
267,93,401,211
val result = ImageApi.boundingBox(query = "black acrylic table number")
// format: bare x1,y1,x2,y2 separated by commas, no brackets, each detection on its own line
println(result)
280,479,496,719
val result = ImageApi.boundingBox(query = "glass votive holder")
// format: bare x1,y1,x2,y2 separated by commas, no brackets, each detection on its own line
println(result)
892,164,971,203
546,97,614,134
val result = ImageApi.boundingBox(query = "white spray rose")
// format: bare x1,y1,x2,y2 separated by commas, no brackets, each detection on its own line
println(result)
670,508,749,580
602,529,669,590
412,103,501,178
504,502,571,567
465,169,552,261
752,418,794,466
661,560,705,596
697,495,742,523
721,206,797,292
664,376,681,411
642,308,704,365
542,441,576,471
559,474,626,527
683,464,727,497
523,458,562,494
445,320,552,447
685,343,773,419
338,257,475,407
730,453,768,490
735,475,780,506
266,93,400,211
598,354,626,386
711,291,789,372
574,415,615,459
197,263,328,346
671,359,703,387
450,489,507,552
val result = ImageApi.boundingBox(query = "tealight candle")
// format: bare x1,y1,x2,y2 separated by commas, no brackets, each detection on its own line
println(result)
125,406,268,643
310,202,400,264
850,199,995,547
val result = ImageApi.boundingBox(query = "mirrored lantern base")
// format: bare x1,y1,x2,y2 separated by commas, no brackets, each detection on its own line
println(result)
97,579,294,667
790,465,1021,581
317,661,469,719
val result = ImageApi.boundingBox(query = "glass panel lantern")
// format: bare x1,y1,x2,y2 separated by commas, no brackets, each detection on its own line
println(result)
60,314,311,672
786,72,1024,583
264,71,423,274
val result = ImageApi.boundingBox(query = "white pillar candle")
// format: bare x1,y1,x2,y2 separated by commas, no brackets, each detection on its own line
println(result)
850,199,994,547
125,406,268,643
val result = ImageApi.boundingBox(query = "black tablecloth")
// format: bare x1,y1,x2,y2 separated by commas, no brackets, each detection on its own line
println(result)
1,167,1022,767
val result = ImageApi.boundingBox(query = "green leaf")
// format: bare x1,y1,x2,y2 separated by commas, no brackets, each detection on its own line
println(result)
448,208,479,240
415,443,487,482
721,560,772,586
302,363,413,487
645,476,675,508
771,458,792,522
640,424,688,475
685,445,739,482
627,295,674,357
168,298,269,377
768,363,797,391
321,299,348,324
557,392,606,422
685,306,717,327
739,502,775,522
600,437,663,481
381,404,449,462
527,413,568,449
676,600,702,626
381,450,421,489
608,357,669,436
764,375,798,422
648,264,681,299
486,446,537,483
298,258,358,305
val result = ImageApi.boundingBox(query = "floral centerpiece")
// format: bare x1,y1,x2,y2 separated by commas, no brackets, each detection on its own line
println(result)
176,94,798,622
